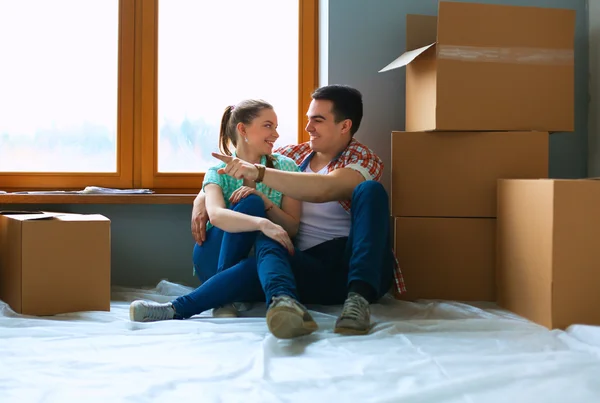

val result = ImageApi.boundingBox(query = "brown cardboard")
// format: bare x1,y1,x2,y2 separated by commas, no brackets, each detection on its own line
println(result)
380,1,576,132
0,211,111,315
391,131,549,218
497,179,600,330
394,217,496,301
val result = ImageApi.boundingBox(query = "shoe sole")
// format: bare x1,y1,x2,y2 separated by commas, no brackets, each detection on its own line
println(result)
212,312,239,318
266,307,318,339
129,302,142,322
333,325,371,336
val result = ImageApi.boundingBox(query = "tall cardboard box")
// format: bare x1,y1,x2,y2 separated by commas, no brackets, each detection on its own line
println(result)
379,1,576,132
497,179,600,329
394,217,496,301
0,212,111,315
391,131,549,218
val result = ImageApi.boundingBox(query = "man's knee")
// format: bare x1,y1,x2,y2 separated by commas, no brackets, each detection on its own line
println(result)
352,180,387,202
232,194,265,217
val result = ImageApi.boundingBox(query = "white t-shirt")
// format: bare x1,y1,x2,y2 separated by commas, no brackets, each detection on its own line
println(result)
295,164,352,251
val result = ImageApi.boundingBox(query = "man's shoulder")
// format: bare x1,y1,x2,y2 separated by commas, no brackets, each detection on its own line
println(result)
340,139,382,164
274,142,312,163
271,153,299,170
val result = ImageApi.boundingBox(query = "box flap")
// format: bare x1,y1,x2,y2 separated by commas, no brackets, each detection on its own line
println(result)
0,211,64,221
406,14,437,51
379,43,435,73
436,1,575,51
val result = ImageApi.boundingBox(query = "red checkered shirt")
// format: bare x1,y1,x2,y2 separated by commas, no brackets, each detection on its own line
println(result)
275,138,407,296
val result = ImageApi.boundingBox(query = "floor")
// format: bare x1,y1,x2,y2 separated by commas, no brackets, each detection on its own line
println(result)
1,280,599,402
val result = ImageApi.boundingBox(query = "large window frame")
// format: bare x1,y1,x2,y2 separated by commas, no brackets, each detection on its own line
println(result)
0,0,318,193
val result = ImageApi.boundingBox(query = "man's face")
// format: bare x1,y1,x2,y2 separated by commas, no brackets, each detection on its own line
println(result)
305,99,349,153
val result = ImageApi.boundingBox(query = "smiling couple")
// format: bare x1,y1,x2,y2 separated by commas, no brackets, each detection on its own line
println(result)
129,84,405,339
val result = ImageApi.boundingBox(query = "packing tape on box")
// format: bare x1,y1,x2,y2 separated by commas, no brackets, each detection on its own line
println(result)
437,45,574,66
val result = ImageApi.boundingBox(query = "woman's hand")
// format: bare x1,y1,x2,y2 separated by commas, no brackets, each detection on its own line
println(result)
229,186,272,208
259,219,295,255
191,195,209,245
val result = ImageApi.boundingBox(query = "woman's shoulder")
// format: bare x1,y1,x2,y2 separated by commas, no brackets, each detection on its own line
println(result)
271,153,300,171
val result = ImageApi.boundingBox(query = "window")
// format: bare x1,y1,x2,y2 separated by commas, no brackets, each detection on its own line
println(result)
0,0,318,192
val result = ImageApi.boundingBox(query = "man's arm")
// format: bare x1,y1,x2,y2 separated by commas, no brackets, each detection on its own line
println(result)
212,153,365,203
263,167,364,203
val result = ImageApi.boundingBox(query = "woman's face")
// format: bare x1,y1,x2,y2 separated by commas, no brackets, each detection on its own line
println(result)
239,108,279,156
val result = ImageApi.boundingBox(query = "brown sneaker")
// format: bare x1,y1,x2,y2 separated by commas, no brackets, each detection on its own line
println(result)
334,292,371,335
266,295,318,339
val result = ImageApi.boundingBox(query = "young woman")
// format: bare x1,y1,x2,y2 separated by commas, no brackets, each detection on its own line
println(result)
129,99,301,321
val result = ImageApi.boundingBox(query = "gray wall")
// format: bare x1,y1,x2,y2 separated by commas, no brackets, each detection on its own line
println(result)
326,0,590,193
589,0,600,176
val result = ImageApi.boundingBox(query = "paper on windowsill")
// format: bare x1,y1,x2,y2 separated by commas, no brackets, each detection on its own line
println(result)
2,187,154,195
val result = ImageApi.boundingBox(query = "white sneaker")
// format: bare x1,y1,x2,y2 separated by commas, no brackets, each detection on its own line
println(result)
129,300,176,322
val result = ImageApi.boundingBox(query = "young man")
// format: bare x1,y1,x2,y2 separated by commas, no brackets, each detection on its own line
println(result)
198,84,406,337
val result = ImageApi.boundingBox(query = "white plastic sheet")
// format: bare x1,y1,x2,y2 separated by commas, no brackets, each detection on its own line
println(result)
1,280,599,402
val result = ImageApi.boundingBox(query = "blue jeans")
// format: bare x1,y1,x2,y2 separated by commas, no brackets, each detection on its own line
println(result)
256,180,394,304
171,181,394,319
191,194,266,283
171,195,267,318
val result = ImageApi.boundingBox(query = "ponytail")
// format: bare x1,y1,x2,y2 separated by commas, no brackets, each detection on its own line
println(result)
265,155,275,169
219,105,235,156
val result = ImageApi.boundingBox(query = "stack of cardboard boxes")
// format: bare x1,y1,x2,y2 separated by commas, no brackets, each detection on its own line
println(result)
381,2,579,311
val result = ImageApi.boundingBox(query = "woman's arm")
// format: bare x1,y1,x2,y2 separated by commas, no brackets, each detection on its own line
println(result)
229,187,301,237
205,184,266,233
264,195,301,238
206,184,295,253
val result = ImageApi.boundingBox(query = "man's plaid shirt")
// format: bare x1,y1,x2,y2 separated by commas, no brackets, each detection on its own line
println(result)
275,139,407,296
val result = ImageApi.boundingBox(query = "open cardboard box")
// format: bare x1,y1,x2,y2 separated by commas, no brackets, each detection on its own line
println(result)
379,1,576,132
0,211,111,315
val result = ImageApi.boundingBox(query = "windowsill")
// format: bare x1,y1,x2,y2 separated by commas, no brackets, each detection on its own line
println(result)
0,193,196,205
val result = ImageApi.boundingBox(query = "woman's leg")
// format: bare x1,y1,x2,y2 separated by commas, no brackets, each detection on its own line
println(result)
216,194,266,272
193,194,265,281
192,227,224,283
129,257,265,322
171,257,265,319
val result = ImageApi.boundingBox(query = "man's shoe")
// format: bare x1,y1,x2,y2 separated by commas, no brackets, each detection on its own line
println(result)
129,300,176,322
266,295,318,339
334,292,371,335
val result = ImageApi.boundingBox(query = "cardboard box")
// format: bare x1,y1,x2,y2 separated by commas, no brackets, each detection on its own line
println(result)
0,211,111,315
394,217,495,301
497,179,600,330
379,1,576,132
391,131,548,218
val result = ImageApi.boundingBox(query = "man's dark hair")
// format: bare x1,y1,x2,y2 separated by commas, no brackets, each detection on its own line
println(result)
311,84,363,136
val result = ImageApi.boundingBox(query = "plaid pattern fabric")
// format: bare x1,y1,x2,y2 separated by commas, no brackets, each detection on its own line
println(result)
275,139,407,295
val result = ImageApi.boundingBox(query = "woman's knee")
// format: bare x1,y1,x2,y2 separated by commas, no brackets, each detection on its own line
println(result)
232,194,266,217
192,236,220,282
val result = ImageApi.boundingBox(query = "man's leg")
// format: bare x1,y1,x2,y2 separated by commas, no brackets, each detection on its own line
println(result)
290,238,350,305
130,257,265,322
336,180,395,335
254,234,318,339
